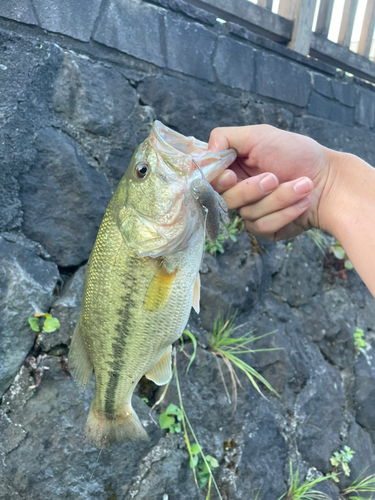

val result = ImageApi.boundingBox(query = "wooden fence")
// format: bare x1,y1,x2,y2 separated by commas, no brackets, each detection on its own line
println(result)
186,0,375,83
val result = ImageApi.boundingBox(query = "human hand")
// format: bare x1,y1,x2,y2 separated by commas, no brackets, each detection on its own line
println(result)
208,125,334,241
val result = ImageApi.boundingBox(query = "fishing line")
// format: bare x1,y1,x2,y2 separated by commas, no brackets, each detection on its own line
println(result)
89,447,103,481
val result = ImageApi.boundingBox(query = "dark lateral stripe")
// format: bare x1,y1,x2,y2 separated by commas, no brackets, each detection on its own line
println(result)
104,261,138,416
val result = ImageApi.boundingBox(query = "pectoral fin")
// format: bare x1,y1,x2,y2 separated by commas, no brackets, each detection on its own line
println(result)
145,346,172,386
144,263,177,312
192,272,200,314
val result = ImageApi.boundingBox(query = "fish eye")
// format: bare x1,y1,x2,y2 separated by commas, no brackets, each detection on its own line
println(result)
135,162,149,179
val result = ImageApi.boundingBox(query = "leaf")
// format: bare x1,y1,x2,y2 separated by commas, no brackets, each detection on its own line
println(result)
159,413,175,430
183,330,197,374
190,455,199,468
344,260,353,270
174,423,181,433
207,457,219,468
331,245,345,260
164,404,181,416
34,312,50,318
42,317,60,333
190,443,201,455
28,317,40,332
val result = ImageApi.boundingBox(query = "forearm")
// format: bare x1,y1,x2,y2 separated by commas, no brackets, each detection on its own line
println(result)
321,151,375,296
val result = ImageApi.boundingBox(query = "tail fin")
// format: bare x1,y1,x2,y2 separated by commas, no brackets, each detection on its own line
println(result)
69,321,93,387
85,404,148,448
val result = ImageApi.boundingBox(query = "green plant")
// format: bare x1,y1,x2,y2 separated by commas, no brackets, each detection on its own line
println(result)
278,462,332,500
340,468,375,499
204,214,244,256
353,328,370,356
330,241,353,271
208,312,279,408
180,330,197,373
307,229,329,256
190,444,219,488
28,312,60,333
330,446,355,482
159,404,182,434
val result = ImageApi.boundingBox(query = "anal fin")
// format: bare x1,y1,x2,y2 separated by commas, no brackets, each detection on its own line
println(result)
192,272,200,314
145,346,172,386
68,320,93,387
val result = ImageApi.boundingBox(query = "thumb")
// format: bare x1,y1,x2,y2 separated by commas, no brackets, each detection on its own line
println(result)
208,124,275,156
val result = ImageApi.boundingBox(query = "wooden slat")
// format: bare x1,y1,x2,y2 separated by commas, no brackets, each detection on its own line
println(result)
338,0,359,47
357,0,375,57
186,0,293,42
310,32,375,83
315,0,334,37
279,0,317,55
257,0,273,9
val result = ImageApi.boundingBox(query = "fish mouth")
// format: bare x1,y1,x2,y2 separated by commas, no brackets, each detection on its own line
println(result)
150,120,237,182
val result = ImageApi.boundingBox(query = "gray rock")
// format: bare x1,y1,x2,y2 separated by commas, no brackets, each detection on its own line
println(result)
355,88,375,129
308,92,354,126
312,72,333,98
271,233,325,307
33,0,102,41
0,0,37,25
137,74,245,140
332,79,356,107
39,265,87,353
256,52,311,107
294,116,375,167
19,128,112,267
0,237,59,397
353,346,375,432
295,364,344,473
149,0,217,25
53,53,139,137
200,233,262,330
94,0,165,67
165,13,216,82
243,100,294,130
214,36,256,92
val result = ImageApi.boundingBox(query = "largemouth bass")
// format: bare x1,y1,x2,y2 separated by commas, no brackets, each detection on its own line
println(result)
69,121,236,448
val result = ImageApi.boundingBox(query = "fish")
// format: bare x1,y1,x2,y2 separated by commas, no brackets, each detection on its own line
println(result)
68,120,236,448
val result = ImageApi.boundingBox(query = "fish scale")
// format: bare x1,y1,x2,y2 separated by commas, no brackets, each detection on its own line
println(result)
68,121,236,447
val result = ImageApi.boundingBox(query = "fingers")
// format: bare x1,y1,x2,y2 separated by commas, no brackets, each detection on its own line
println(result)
208,124,278,155
243,197,311,240
210,169,237,193
239,177,313,221
220,173,279,209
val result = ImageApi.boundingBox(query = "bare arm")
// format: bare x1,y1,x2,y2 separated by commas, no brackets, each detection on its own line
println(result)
208,125,375,297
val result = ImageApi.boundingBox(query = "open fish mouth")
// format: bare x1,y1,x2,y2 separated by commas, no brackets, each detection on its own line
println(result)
150,120,237,182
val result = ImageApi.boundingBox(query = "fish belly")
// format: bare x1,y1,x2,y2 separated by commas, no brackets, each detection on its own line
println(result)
69,205,203,447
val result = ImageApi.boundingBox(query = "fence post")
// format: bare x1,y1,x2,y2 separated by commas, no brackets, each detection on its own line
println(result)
278,0,317,55
257,0,273,9
338,0,359,47
357,0,375,57
315,0,334,37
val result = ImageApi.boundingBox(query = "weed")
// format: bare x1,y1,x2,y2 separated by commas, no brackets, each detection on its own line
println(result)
28,312,60,333
330,242,353,271
278,462,332,500
340,468,375,499
180,330,197,373
330,446,355,482
307,229,329,256
159,403,182,434
353,328,370,356
208,312,279,409
190,444,219,488
204,214,244,256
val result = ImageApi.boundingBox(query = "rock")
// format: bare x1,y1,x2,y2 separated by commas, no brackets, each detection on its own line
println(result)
312,72,333,98
331,79,356,107
308,92,354,126
33,0,102,42
53,53,139,137
243,100,294,130
94,0,165,67
353,346,375,433
295,364,344,473
199,233,262,330
19,128,112,267
137,74,245,140
149,0,217,25
271,233,325,307
0,237,59,397
0,0,37,25
355,88,375,129
38,265,86,354
214,36,256,92
164,13,217,82
256,52,311,107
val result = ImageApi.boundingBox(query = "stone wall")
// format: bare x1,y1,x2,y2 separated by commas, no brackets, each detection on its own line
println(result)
1,1,375,499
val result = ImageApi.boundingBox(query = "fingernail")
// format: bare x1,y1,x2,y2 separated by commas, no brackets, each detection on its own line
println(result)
259,174,278,193
297,196,311,209
218,170,236,189
294,178,313,195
